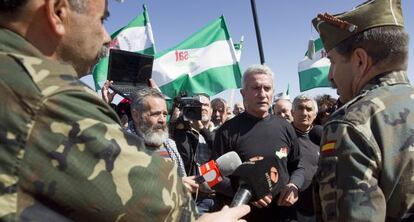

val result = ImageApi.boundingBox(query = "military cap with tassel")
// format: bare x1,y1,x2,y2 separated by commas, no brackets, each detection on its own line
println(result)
312,0,404,52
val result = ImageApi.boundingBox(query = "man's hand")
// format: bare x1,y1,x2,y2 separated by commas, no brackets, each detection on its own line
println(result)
190,120,204,131
182,176,199,193
101,80,116,104
277,183,299,206
251,194,272,208
197,205,250,222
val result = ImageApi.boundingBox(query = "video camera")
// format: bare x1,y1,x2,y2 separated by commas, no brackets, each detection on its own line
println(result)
174,92,203,121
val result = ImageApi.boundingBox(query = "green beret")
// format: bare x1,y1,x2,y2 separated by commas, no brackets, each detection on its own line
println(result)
312,0,404,52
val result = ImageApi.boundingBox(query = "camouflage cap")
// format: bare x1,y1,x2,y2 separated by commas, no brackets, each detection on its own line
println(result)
312,0,404,52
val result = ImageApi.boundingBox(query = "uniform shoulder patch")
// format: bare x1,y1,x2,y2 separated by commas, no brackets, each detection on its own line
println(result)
321,141,335,155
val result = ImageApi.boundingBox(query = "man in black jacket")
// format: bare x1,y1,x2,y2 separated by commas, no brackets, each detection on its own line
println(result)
213,64,305,221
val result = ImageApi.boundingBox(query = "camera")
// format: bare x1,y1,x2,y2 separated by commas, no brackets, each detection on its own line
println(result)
174,93,203,121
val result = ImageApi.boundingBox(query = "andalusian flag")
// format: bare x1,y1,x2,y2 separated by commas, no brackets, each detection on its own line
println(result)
92,5,155,90
152,16,242,98
297,38,331,92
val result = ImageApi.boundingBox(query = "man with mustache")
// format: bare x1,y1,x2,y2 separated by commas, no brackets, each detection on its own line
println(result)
0,0,249,220
127,88,198,192
312,0,414,221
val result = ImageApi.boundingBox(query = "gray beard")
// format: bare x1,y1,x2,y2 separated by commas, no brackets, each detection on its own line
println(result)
201,114,210,122
137,121,169,147
142,129,169,147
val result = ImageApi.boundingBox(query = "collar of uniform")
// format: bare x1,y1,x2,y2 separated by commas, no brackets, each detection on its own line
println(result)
330,70,410,119
358,70,409,95
0,28,47,59
0,28,77,79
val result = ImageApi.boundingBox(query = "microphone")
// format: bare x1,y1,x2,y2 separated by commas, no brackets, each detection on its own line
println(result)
230,187,252,207
230,157,282,207
195,151,242,188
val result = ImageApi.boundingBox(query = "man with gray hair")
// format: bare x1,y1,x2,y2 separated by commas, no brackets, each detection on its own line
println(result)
291,94,321,221
128,88,186,175
127,88,202,193
312,0,414,220
291,94,318,132
214,64,304,221
0,0,249,220
211,97,229,128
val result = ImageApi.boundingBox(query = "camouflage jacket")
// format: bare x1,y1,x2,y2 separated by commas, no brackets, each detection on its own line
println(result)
0,28,197,221
315,70,414,222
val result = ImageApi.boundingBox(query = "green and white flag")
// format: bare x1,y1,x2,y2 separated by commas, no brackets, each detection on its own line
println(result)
152,16,242,98
92,5,155,90
298,38,331,92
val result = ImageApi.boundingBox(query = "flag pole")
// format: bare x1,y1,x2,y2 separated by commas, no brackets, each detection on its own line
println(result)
250,0,265,64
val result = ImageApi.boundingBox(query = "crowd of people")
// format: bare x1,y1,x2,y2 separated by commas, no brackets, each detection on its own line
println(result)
1,0,413,221
104,65,340,221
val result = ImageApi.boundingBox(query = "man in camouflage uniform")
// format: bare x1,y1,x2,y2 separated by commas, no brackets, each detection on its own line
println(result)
0,0,249,221
312,0,414,221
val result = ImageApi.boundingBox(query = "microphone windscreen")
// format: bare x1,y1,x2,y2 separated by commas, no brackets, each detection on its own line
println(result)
232,158,282,201
215,151,242,176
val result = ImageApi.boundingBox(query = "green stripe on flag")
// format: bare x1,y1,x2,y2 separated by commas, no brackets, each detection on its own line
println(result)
298,38,331,92
298,67,331,91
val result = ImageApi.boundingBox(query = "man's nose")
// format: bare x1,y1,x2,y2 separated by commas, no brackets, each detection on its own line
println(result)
158,115,166,123
214,110,220,117
102,27,111,45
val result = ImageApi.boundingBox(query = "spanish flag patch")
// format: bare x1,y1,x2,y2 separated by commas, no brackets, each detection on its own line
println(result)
321,141,336,155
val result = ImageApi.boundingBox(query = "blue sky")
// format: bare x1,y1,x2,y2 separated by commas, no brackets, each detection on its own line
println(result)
82,0,414,105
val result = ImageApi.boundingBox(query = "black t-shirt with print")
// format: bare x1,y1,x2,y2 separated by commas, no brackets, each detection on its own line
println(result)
213,112,305,221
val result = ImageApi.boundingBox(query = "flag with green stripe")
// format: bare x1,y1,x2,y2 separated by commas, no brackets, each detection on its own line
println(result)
152,16,242,98
298,38,331,92
92,5,155,90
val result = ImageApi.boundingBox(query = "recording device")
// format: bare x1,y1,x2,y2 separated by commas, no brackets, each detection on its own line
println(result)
195,151,242,188
174,92,203,121
230,158,282,207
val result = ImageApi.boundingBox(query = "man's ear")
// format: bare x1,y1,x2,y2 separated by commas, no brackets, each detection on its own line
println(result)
352,48,371,76
240,88,245,97
45,0,71,36
351,48,373,95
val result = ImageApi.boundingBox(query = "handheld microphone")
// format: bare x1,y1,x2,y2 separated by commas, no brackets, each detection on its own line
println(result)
230,157,282,207
195,151,242,188
230,187,252,207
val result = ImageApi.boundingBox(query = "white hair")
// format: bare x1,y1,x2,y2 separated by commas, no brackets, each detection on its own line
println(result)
292,94,318,113
242,64,274,89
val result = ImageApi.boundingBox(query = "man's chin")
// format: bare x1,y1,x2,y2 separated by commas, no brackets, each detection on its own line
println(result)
259,106,269,112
